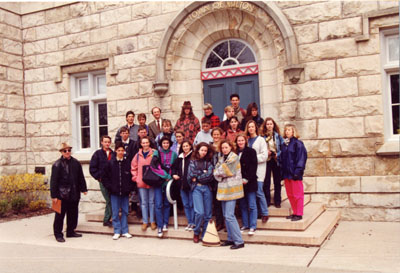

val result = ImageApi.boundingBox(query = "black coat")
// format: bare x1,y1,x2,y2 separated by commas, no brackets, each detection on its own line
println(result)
50,156,87,201
122,140,136,163
89,148,114,182
171,151,192,191
280,138,307,181
239,147,258,193
102,157,134,196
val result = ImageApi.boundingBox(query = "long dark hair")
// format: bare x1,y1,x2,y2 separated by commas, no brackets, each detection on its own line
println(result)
178,139,193,155
179,101,196,121
260,117,281,136
192,142,214,161
243,102,258,122
228,116,240,130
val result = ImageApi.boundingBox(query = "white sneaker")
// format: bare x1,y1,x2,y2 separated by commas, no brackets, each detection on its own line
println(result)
248,228,255,236
162,225,168,232
122,233,132,238
112,234,120,240
185,224,190,231
240,226,248,233
157,228,163,238
188,224,194,231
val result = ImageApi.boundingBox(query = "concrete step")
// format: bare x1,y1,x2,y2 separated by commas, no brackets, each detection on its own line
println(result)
76,209,340,247
85,195,312,227
86,199,319,232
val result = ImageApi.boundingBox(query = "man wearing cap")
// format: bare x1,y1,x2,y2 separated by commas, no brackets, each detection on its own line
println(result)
50,143,88,243
202,103,220,129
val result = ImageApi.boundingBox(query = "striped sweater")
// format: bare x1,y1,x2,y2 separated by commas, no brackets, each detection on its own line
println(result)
213,152,244,201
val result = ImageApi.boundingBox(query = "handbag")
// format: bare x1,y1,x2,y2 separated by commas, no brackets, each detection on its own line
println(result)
142,165,164,187
59,185,71,200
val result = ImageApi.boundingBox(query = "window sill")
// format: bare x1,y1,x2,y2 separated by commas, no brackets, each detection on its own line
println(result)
71,151,93,164
376,139,400,156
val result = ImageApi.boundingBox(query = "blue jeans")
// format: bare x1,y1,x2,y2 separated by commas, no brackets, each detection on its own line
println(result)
239,191,258,229
138,187,155,224
192,184,212,238
222,199,244,245
154,186,170,228
181,189,194,225
110,194,129,235
257,181,269,216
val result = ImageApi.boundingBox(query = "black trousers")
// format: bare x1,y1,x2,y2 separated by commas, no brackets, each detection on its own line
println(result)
53,199,79,238
264,159,282,206
212,188,224,226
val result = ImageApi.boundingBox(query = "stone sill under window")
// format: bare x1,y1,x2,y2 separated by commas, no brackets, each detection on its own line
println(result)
71,152,93,164
376,139,400,156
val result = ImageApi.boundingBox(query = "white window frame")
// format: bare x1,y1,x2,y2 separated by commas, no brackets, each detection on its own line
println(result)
202,38,258,71
70,70,107,154
378,29,399,155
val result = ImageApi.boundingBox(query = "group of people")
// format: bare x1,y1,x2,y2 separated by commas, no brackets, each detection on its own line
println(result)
50,94,307,250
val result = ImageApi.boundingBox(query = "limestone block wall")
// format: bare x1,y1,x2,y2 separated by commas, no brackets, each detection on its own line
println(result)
0,8,26,175
277,0,400,221
0,1,398,220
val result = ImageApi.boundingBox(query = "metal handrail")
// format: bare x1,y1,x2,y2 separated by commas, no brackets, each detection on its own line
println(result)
166,179,178,230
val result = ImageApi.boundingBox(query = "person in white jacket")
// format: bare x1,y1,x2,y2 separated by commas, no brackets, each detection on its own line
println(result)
244,120,269,223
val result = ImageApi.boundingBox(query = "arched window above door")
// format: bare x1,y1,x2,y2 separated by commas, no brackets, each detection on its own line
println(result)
202,39,258,80
204,39,256,69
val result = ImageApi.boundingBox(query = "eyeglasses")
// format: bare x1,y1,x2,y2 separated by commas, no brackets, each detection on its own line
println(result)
62,149,72,153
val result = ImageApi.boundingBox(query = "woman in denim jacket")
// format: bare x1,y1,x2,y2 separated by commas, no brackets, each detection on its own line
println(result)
187,142,214,243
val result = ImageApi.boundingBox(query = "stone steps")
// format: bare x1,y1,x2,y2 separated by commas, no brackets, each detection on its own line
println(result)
77,208,340,247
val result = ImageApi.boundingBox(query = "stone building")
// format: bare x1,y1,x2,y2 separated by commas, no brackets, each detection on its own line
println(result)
0,1,398,221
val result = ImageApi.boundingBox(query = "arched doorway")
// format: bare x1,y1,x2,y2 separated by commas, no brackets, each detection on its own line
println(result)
202,39,260,120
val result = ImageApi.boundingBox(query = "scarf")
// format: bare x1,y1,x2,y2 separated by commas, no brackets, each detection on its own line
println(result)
215,152,240,178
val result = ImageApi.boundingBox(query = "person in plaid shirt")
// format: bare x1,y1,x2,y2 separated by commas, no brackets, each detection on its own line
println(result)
202,103,220,129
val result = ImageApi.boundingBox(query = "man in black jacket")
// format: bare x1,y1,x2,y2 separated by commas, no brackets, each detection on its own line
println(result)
89,135,114,227
50,143,87,243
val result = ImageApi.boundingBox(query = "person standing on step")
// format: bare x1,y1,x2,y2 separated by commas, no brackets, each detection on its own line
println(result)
280,124,307,222
210,127,225,231
202,103,220,129
148,107,163,142
50,143,88,243
187,142,214,243
174,101,201,144
223,94,246,123
244,120,270,223
214,140,245,250
115,111,139,142
260,117,284,208
89,135,114,227
102,142,134,240
240,102,264,131
151,136,178,238
235,133,258,236
172,140,195,232
131,136,156,231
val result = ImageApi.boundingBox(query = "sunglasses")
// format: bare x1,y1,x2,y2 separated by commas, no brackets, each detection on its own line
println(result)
62,149,72,153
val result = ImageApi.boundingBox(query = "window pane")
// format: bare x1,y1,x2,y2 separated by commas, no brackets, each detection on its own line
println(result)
80,105,90,126
392,105,400,135
237,47,255,64
81,127,91,148
223,59,238,66
206,51,222,68
390,74,399,104
98,103,108,125
388,36,399,62
99,126,108,140
79,79,88,96
97,76,106,94
230,40,246,58
213,41,229,59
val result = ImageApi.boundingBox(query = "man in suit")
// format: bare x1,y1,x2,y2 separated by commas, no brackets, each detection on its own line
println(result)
148,107,162,141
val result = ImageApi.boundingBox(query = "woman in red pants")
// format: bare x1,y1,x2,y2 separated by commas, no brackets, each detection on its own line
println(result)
280,124,307,221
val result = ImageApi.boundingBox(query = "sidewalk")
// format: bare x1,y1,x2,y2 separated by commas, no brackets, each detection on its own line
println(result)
0,213,399,273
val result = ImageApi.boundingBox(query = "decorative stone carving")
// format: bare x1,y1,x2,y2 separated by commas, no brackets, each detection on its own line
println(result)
284,64,304,84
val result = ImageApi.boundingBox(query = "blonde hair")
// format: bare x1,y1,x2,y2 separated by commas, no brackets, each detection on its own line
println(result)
284,123,300,139
224,105,234,113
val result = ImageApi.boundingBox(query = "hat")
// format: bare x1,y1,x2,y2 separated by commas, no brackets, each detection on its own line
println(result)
158,135,173,148
182,101,192,109
203,103,213,110
59,142,72,152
